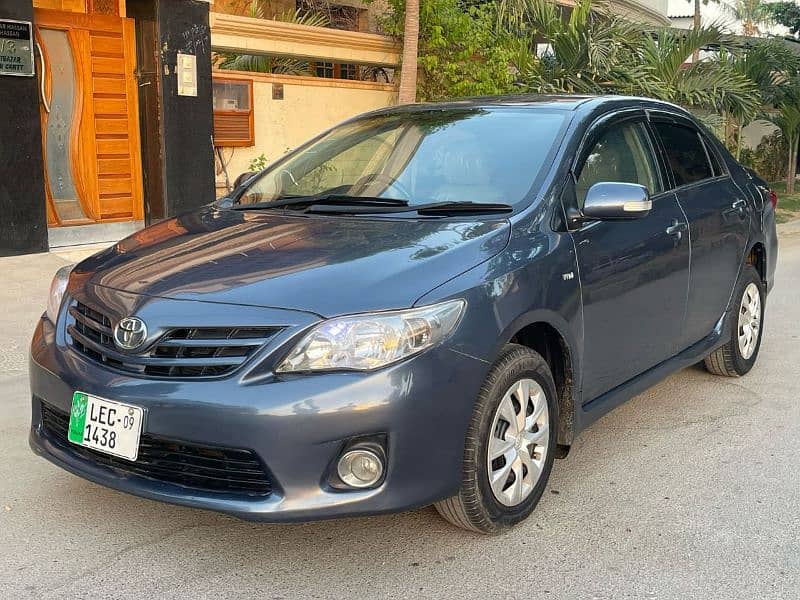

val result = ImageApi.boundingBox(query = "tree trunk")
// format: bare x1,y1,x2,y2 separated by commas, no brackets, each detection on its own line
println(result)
736,121,743,161
788,133,798,195
397,0,420,104
692,0,701,62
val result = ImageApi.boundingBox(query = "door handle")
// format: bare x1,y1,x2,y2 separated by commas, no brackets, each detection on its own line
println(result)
731,198,747,213
666,220,687,240
35,41,50,113
724,198,748,220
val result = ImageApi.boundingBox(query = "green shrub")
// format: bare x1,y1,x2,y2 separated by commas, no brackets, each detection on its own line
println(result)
740,132,788,182
382,0,515,101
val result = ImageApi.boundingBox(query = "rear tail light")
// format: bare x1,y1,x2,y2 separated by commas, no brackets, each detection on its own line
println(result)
768,189,778,209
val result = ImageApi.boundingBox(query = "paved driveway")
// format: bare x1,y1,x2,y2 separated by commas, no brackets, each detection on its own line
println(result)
1,236,798,599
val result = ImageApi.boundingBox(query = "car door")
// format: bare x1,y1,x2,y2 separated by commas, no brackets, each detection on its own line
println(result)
649,115,750,348
567,113,691,402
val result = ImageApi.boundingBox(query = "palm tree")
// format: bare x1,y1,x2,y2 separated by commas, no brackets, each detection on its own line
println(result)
775,98,800,193
724,0,774,36
504,1,760,117
632,26,760,121
503,0,649,95
717,39,800,158
771,76,800,193
684,0,722,61
397,0,420,103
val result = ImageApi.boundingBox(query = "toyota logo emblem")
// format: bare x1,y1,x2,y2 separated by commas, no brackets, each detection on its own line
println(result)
113,316,148,351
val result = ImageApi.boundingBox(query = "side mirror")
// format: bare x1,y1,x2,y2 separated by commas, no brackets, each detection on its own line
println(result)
582,182,652,220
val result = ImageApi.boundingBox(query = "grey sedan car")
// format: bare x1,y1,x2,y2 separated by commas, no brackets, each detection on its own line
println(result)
30,95,777,532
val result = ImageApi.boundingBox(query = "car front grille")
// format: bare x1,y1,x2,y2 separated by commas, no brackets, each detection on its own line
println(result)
66,300,282,378
40,401,273,498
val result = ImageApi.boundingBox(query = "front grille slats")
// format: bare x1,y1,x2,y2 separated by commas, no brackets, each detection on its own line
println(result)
157,337,265,348
66,327,253,368
40,402,272,498
68,325,145,371
66,301,282,379
69,305,113,336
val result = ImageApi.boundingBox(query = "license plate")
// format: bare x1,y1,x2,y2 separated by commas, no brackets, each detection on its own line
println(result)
67,392,143,461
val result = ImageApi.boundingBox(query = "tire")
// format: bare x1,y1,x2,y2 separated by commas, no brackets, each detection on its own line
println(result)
704,264,765,377
435,344,558,534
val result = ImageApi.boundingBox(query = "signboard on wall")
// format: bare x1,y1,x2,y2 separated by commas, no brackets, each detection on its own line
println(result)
0,20,34,77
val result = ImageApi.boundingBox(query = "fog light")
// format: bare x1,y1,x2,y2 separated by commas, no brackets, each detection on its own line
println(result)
337,449,384,488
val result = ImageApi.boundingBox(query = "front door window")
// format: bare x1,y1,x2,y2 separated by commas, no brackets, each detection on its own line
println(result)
576,122,663,207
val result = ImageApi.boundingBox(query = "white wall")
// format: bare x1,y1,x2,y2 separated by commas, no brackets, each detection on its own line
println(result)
742,119,780,149
636,0,669,18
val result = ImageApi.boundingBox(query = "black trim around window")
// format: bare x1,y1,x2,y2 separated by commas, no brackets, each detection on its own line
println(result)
646,110,729,192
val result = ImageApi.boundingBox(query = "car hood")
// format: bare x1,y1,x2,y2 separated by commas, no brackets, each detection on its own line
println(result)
76,207,510,317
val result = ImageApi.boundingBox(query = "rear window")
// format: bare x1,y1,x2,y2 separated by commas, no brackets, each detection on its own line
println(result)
653,122,714,187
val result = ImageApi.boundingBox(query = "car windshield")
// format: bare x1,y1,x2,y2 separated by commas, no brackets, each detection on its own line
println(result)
235,107,568,210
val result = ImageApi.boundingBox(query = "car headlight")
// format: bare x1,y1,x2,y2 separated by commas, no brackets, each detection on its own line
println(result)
276,299,466,373
46,264,74,324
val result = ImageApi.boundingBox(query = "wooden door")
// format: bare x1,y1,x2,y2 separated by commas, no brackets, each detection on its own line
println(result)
35,9,144,226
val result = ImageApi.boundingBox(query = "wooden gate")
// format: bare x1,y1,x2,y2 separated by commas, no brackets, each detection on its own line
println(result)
35,8,143,226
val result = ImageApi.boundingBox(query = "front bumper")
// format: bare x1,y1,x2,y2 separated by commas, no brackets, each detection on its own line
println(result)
29,316,488,522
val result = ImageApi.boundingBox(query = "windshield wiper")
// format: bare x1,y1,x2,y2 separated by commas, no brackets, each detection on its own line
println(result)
231,194,409,212
231,196,513,216
304,201,514,216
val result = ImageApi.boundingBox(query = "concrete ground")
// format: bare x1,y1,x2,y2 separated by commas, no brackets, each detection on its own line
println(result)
1,233,798,600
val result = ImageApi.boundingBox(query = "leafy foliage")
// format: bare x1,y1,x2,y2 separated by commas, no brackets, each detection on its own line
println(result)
382,0,515,101
629,26,759,120
718,39,800,108
504,0,649,95
740,131,788,182
773,80,800,192
387,0,800,186
769,1,800,35
491,0,761,119
248,153,270,172
722,0,775,36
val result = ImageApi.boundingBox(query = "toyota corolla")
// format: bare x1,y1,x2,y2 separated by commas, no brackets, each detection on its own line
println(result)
29,96,777,532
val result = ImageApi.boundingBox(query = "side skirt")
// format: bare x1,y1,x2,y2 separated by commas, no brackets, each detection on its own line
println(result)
574,311,729,434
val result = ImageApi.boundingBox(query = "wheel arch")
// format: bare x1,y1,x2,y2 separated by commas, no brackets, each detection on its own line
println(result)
746,241,766,285
506,319,577,452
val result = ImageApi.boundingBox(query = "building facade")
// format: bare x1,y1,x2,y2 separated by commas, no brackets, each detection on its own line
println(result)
207,0,671,196
0,0,672,255
667,0,791,36
0,0,217,255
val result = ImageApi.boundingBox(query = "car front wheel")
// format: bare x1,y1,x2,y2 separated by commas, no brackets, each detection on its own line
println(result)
435,344,557,533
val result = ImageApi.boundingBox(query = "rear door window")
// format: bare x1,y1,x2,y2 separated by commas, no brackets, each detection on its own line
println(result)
652,122,714,187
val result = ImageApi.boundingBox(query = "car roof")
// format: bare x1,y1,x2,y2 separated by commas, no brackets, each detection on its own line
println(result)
364,94,689,116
